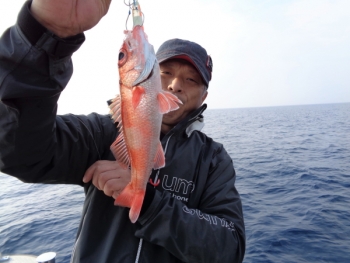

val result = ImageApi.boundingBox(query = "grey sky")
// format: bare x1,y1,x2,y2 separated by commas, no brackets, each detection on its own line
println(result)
1,0,349,114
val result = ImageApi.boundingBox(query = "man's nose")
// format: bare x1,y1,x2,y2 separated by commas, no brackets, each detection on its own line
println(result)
167,78,182,93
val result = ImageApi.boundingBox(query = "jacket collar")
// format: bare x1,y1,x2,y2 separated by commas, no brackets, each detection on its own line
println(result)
169,104,207,138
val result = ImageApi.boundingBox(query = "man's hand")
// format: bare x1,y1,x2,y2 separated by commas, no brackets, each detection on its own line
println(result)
83,160,131,199
31,0,112,38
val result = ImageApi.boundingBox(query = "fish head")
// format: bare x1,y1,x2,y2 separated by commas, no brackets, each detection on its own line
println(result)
118,26,157,88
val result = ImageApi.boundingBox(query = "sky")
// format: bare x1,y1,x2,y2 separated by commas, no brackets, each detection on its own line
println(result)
1,0,349,114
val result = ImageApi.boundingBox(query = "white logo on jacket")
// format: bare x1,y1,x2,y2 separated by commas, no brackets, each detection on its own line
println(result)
161,174,195,203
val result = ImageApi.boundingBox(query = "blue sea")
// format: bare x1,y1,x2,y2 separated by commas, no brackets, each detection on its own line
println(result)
1,103,350,263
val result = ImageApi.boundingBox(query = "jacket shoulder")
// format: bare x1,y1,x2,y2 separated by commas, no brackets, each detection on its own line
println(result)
57,112,117,155
190,130,228,159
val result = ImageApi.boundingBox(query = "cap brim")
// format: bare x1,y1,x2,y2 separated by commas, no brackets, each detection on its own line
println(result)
158,54,206,85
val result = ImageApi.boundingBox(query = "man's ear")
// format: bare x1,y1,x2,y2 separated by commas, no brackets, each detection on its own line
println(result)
201,90,208,104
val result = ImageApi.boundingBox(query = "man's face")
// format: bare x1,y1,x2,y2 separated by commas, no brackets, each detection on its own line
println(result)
160,59,208,133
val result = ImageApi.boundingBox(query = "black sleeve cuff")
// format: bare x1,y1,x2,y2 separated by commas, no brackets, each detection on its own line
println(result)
17,0,85,58
139,184,156,217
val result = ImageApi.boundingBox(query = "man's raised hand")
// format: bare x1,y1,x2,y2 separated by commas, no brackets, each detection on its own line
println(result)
31,0,112,38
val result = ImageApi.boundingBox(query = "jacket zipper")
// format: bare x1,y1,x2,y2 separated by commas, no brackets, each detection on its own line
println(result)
153,132,174,184
135,132,174,263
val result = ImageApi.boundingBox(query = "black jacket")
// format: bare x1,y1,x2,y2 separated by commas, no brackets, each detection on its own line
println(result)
0,2,245,262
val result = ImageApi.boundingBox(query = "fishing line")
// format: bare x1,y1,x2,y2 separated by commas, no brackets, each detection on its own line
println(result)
124,0,132,29
125,9,131,30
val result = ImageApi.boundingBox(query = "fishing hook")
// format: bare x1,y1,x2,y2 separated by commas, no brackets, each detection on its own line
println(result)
124,0,145,30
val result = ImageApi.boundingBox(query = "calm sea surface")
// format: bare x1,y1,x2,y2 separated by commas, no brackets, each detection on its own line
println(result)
1,103,350,263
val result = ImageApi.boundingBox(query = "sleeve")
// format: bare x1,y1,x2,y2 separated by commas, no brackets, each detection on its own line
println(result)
0,1,116,185
135,145,246,262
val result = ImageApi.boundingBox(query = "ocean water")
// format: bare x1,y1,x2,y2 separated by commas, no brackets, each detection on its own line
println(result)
1,103,349,263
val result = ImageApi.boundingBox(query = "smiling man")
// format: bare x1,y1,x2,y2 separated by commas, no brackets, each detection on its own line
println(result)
156,39,210,134
159,59,207,134
0,0,245,262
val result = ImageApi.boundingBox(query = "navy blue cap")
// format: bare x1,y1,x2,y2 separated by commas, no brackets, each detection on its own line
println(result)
156,39,213,87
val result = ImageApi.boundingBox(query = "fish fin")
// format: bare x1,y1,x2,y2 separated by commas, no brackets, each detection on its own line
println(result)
133,54,156,86
109,95,130,167
108,95,122,124
110,131,130,168
157,92,170,114
157,91,183,114
153,142,165,169
132,86,145,109
114,185,145,223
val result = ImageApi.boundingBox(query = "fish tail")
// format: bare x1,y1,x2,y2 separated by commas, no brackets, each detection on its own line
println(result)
129,190,146,223
114,185,145,223
114,184,134,208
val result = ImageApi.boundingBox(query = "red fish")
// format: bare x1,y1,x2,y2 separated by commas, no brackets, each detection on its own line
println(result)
108,23,181,223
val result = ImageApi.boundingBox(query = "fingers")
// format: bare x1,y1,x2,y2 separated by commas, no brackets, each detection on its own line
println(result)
83,162,97,183
92,170,119,192
112,190,121,200
83,160,131,199
31,0,113,38
101,177,122,197
102,0,113,15
100,169,131,196
83,160,117,183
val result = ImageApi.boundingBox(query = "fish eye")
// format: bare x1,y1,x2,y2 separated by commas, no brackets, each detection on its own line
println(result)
118,49,128,67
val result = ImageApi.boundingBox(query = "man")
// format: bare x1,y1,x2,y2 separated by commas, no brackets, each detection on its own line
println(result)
0,0,245,262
